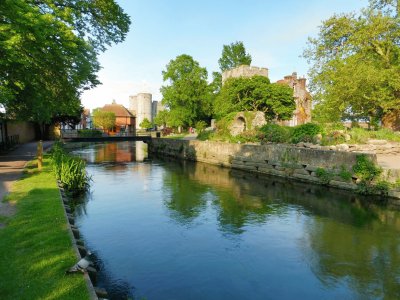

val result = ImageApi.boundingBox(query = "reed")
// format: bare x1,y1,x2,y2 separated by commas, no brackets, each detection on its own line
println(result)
51,142,91,196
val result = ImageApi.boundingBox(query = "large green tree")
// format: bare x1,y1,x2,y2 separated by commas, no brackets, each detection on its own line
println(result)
218,41,252,72
0,0,130,130
214,76,295,121
92,109,115,131
160,54,212,128
304,2,400,123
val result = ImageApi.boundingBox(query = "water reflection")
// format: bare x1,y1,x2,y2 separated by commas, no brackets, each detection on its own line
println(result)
71,142,400,299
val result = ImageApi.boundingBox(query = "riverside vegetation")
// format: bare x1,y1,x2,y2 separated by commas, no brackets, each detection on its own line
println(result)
0,158,88,299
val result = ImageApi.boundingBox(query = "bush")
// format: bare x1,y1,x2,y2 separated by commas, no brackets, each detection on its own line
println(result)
291,123,323,144
258,124,291,143
231,129,259,143
161,127,173,136
51,143,91,196
77,129,102,137
315,167,334,185
197,130,214,141
195,120,207,133
352,154,382,182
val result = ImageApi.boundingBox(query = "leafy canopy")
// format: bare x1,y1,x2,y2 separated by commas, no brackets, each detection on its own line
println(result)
92,109,116,131
214,76,295,121
160,54,212,128
304,1,400,123
139,118,153,130
0,0,130,124
218,41,252,72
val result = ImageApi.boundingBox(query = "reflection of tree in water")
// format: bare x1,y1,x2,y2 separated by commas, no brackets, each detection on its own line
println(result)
162,162,209,224
303,209,400,299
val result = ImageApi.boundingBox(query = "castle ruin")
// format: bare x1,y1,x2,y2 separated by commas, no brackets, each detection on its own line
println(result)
129,93,164,129
222,65,312,126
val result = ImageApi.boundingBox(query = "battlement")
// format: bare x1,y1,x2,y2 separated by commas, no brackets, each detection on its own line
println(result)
222,65,269,84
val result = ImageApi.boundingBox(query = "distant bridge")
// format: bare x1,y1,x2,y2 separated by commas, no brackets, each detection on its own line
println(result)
61,129,157,143
62,135,152,143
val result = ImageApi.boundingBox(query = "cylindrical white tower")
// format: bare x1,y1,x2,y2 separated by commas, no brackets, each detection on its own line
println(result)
137,93,152,129
129,95,138,115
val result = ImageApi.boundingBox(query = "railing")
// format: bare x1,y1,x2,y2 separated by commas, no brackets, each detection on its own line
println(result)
0,134,19,151
60,129,157,139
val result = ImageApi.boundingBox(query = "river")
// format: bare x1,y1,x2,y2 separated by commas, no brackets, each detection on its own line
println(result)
71,141,400,300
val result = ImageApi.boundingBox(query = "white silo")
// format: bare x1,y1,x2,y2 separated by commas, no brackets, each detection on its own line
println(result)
137,93,152,129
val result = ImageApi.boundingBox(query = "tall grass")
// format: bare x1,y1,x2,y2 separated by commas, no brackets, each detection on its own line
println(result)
51,142,91,196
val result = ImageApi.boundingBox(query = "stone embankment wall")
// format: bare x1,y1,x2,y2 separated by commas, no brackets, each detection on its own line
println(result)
149,139,400,199
296,140,400,155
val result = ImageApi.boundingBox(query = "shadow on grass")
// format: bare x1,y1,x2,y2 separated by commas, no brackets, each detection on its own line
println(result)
0,162,89,300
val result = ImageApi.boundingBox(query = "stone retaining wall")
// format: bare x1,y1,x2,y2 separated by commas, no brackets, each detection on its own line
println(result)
296,140,400,155
149,139,400,199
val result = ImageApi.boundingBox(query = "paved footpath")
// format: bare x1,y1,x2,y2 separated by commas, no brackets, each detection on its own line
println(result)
0,141,53,222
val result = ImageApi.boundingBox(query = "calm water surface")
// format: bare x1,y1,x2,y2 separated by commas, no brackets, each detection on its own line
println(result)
72,142,400,300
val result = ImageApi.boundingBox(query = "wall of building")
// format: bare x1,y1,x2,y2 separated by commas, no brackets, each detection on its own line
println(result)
222,65,269,84
149,139,400,199
7,121,36,143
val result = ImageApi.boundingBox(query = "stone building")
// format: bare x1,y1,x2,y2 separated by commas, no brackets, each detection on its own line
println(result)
222,65,312,126
99,100,135,134
129,93,164,129
276,72,312,126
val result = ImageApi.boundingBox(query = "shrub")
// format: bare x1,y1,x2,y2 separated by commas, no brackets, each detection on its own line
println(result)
315,167,334,185
258,124,291,143
231,129,259,143
51,143,91,196
197,130,214,141
352,154,382,182
291,123,323,144
195,120,207,133
77,129,102,137
161,127,173,136
338,165,352,182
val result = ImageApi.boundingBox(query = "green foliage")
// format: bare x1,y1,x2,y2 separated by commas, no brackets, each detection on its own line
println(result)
353,154,382,182
0,0,130,124
92,109,116,131
197,130,214,141
214,76,295,120
258,124,291,143
195,120,207,132
304,3,400,123
77,129,102,137
161,54,212,127
139,118,153,130
0,158,89,299
315,167,334,185
218,41,252,71
154,110,169,127
51,143,91,196
348,127,400,144
291,123,323,143
338,165,353,182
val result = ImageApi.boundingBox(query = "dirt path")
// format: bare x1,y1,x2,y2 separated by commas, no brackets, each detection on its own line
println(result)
376,154,400,170
0,141,53,226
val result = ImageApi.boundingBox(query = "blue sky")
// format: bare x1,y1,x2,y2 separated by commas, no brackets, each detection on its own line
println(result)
81,0,369,109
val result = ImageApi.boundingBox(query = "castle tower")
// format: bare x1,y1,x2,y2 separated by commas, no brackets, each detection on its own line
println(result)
129,95,138,115
222,65,269,84
136,93,152,129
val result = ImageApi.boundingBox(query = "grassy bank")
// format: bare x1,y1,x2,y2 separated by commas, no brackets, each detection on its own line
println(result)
0,157,89,299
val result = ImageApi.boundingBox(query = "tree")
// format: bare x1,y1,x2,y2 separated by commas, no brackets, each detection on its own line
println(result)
139,118,153,130
304,3,400,123
0,0,130,133
92,110,116,131
153,110,169,127
160,54,212,128
218,41,252,72
214,76,295,121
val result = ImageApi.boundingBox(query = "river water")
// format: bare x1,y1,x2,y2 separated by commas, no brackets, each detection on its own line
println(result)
71,142,400,300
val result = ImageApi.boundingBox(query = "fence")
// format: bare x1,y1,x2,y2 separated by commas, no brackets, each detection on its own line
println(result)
0,134,19,151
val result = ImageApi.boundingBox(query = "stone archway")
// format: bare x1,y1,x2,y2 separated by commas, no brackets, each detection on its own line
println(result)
230,116,246,136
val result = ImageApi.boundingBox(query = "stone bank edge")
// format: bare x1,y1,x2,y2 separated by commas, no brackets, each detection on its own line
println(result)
148,139,400,199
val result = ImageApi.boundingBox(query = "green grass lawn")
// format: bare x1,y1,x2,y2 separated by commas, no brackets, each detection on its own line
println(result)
0,158,89,300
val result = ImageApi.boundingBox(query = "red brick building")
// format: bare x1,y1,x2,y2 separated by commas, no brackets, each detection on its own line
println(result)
99,101,136,135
